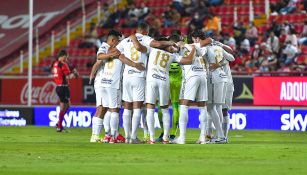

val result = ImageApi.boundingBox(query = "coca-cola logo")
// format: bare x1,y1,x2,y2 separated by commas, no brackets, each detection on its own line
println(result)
20,81,59,104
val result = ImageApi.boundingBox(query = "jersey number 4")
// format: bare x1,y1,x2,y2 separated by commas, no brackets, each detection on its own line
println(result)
153,51,170,68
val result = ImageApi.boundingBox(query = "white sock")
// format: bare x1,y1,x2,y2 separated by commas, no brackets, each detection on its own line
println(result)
146,108,155,141
92,116,103,136
103,111,111,135
141,108,149,135
110,112,119,138
179,105,188,140
199,106,207,138
122,109,132,139
131,108,141,139
205,106,213,137
216,105,223,124
209,104,224,138
161,108,170,140
223,113,230,138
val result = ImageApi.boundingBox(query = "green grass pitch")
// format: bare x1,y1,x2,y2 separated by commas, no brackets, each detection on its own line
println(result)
0,126,307,175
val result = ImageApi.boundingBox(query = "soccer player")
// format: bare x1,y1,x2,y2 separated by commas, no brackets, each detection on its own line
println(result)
221,59,234,141
114,22,175,143
90,30,144,143
156,62,182,142
171,34,209,144
52,49,79,132
132,35,196,144
205,42,235,143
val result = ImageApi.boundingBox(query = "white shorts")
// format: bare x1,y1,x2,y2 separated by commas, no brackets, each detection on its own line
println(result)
222,82,234,109
95,87,104,107
207,82,226,104
180,76,208,102
145,81,170,106
122,77,145,102
101,87,122,108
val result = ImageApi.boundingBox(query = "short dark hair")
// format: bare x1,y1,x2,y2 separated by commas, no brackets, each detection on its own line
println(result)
137,22,149,32
191,29,207,40
156,37,169,41
107,29,122,39
56,49,68,60
169,34,181,43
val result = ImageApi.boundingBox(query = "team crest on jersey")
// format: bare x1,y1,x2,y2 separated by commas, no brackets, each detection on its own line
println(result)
152,74,166,81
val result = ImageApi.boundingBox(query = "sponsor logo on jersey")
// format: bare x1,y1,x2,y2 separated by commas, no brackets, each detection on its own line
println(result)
191,66,204,72
219,73,227,78
152,74,166,81
101,78,112,84
128,70,141,74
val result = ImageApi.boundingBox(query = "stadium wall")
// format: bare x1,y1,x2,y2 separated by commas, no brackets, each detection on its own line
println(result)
1,106,306,132
1,76,306,106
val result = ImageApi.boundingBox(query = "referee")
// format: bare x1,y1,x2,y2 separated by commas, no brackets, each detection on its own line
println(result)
51,49,78,132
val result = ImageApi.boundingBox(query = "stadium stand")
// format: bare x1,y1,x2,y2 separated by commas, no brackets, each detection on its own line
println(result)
1,0,306,76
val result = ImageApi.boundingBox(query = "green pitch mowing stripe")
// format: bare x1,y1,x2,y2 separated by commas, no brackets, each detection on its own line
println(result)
0,126,306,175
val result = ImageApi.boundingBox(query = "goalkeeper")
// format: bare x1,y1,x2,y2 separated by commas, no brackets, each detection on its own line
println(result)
157,62,182,141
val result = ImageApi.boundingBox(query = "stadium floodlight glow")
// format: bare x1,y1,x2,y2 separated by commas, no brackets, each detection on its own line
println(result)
27,0,33,107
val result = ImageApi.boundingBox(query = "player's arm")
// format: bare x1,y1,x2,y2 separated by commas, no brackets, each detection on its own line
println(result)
89,60,103,84
119,54,145,71
150,40,176,49
130,34,148,53
209,59,227,71
199,38,213,47
97,49,120,60
179,45,196,65
215,41,234,55
63,63,78,79
222,49,235,61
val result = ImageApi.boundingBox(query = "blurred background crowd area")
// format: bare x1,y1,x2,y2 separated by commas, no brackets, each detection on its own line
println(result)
3,0,306,76
80,0,307,75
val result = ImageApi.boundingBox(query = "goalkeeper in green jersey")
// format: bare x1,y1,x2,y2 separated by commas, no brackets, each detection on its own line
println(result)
157,62,182,141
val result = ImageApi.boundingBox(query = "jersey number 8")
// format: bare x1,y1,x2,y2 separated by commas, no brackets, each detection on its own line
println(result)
107,59,114,69
131,46,139,61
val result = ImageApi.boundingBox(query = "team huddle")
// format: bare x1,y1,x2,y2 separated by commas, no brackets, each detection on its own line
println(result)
89,22,235,144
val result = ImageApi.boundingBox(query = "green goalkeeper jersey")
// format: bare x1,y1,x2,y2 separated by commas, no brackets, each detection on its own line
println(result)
169,63,182,82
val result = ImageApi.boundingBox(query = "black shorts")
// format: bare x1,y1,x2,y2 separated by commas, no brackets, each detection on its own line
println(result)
56,86,70,103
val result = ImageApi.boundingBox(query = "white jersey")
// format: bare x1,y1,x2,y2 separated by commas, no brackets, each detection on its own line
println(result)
179,44,207,79
101,58,123,89
222,61,233,84
116,33,153,78
94,42,109,88
206,45,232,83
146,48,182,84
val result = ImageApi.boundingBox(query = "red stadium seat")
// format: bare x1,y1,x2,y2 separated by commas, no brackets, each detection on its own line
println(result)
237,6,249,15
301,46,307,54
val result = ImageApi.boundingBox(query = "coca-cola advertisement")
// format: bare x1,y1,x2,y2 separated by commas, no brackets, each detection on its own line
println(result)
0,78,83,105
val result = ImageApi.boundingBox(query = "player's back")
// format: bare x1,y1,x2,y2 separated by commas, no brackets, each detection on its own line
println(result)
206,45,227,83
116,33,152,78
101,58,123,89
94,42,109,88
146,48,181,84
180,44,206,79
